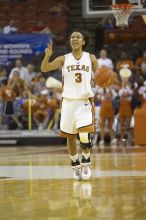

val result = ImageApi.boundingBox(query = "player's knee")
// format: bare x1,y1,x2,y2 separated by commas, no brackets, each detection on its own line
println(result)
79,132,93,149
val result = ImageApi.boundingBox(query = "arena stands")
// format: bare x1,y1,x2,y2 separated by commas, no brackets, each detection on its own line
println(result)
0,0,68,42
0,0,146,146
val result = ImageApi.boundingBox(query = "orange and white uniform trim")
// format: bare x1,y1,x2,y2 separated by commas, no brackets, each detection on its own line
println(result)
119,86,133,118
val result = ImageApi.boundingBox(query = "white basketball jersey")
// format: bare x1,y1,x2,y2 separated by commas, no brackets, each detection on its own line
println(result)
62,52,94,99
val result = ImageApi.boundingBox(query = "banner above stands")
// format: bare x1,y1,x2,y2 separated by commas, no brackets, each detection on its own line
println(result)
0,34,52,67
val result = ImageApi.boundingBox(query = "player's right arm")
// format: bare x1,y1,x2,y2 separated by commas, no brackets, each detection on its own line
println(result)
41,42,64,72
90,54,98,74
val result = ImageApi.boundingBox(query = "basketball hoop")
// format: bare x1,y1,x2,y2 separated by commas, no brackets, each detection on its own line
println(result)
112,4,134,27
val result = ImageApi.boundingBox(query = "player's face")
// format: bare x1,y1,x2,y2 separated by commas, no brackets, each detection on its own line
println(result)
70,32,85,50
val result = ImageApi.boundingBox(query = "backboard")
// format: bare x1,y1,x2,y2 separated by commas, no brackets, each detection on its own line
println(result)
82,0,146,18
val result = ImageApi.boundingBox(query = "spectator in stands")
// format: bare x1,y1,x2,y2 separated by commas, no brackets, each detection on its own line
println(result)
31,72,42,83
32,74,46,95
135,51,146,68
131,82,142,112
32,20,52,35
49,0,69,16
103,17,115,30
3,20,18,34
0,68,7,129
33,93,49,130
9,70,25,97
0,80,23,129
97,49,114,69
135,50,146,80
24,64,36,87
116,51,134,72
9,59,27,80
0,68,7,87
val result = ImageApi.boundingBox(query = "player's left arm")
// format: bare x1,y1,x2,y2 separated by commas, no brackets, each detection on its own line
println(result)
90,54,98,74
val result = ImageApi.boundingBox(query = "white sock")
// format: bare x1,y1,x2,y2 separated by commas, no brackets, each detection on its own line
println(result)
82,152,90,159
70,154,79,162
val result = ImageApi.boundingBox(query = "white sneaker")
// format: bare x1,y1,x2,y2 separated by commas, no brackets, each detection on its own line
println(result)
81,163,92,180
72,165,82,181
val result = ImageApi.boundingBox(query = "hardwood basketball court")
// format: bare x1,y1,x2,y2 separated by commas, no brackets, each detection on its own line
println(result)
0,1,146,219
0,144,146,220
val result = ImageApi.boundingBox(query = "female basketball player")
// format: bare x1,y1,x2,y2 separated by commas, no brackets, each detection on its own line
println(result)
41,29,98,180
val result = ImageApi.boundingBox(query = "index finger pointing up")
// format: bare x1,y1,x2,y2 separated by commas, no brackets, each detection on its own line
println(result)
47,42,52,48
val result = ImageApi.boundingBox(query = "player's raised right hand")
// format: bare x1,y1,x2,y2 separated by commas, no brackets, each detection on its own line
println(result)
45,42,52,57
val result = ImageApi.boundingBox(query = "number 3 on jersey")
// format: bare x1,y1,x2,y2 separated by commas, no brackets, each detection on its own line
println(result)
75,73,82,83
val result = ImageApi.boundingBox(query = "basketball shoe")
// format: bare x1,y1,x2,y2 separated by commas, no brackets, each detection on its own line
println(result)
81,156,92,180
71,160,82,181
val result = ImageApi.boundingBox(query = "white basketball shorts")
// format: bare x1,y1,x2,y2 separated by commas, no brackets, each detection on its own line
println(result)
60,98,94,137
